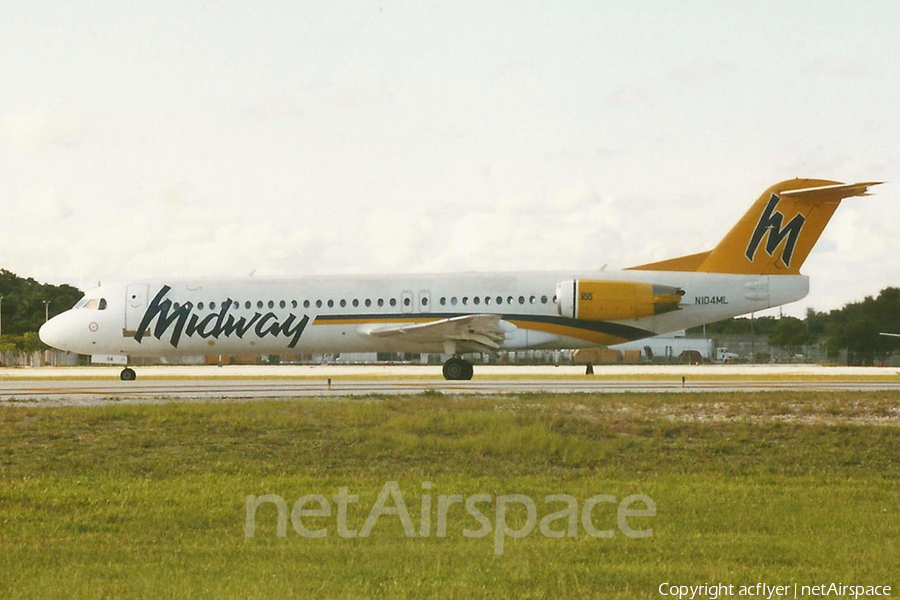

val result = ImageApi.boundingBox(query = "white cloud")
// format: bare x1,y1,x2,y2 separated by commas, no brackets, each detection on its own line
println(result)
670,60,735,85
0,1,897,321
803,57,867,79
604,84,653,108
17,184,72,220
0,109,90,148
245,100,305,121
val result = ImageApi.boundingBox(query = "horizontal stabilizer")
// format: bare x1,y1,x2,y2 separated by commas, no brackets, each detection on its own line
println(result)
780,181,882,199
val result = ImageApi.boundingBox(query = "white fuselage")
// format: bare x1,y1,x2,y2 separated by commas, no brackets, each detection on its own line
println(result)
39,269,808,358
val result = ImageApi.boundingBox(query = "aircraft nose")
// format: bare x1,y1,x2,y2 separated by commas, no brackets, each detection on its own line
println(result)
39,316,68,351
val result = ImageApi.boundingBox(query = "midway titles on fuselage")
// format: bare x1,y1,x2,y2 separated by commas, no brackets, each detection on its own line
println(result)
134,285,309,349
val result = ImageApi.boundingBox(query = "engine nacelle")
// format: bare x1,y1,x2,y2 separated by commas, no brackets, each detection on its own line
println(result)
556,280,684,321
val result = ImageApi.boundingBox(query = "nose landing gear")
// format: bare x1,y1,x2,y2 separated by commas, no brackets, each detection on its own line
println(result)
442,357,473,380
120,367,137,381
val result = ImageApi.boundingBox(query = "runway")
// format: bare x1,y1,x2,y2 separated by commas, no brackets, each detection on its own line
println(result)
3,369,900,406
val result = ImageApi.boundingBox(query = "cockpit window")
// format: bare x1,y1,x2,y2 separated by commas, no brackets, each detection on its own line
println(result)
82,298,108,310
74,297,89,309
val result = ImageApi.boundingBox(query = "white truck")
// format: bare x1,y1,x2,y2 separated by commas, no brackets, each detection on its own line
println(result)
716,347,740,363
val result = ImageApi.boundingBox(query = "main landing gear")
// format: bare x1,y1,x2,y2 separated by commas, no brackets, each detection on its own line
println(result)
442,357,473,381
120,367,137,381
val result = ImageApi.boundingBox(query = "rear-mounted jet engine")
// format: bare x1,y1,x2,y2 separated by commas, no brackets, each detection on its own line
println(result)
556,280,684,321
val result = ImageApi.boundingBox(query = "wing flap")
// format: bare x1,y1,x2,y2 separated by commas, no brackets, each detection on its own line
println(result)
359,314,508,351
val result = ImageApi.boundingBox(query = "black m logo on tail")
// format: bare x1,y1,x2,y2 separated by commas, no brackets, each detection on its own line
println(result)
745,194,805,267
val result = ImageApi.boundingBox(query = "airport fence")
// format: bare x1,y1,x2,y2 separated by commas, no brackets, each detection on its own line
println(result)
0,350,82,368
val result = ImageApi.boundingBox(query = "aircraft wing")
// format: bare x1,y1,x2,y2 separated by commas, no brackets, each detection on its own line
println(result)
358,314,508,353
880,332,900,338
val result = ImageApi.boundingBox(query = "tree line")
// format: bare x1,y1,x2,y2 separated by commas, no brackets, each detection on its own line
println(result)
0,269,82,353
688,287,900,365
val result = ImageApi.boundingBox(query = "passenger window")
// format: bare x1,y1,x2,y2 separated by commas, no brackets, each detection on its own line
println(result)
268,301,275,309
378,299,384,307
257,301,264,309
292,300,298,309
352,299,359,307
340,299,347,308
529,296,536,304
462,297,469,305
440,297,446,306
280,300,286,309
541,295,548,304
404,297,411,306
210,302,216,310
198,302,205,310
507,296,514,304
365,299,371,307
484,296,491,305
390,298,397,307
327,300,334,308
245,301,251,309
304,300,310,308
518,296,525,304
316,300,323,308
421,297,428,306
473,297,480,305
496,296,502,304
451,297,458,306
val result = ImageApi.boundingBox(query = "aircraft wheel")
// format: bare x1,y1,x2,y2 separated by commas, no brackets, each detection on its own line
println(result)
442,358,468,380
120,367,137,381
461,361,474,380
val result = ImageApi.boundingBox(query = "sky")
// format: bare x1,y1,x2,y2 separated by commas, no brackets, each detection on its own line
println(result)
1,0,898,317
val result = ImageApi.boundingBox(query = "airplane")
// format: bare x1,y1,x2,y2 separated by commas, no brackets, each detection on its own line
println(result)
39,178,881,381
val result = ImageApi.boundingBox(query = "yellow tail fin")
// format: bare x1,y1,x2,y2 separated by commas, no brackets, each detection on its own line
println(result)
630,178,881,274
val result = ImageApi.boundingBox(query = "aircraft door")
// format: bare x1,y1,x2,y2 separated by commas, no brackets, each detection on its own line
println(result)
401,291,414,314
125,284,150,333
419,290,431,313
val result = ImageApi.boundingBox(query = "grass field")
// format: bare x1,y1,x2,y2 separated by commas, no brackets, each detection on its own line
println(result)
2,391,899,598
